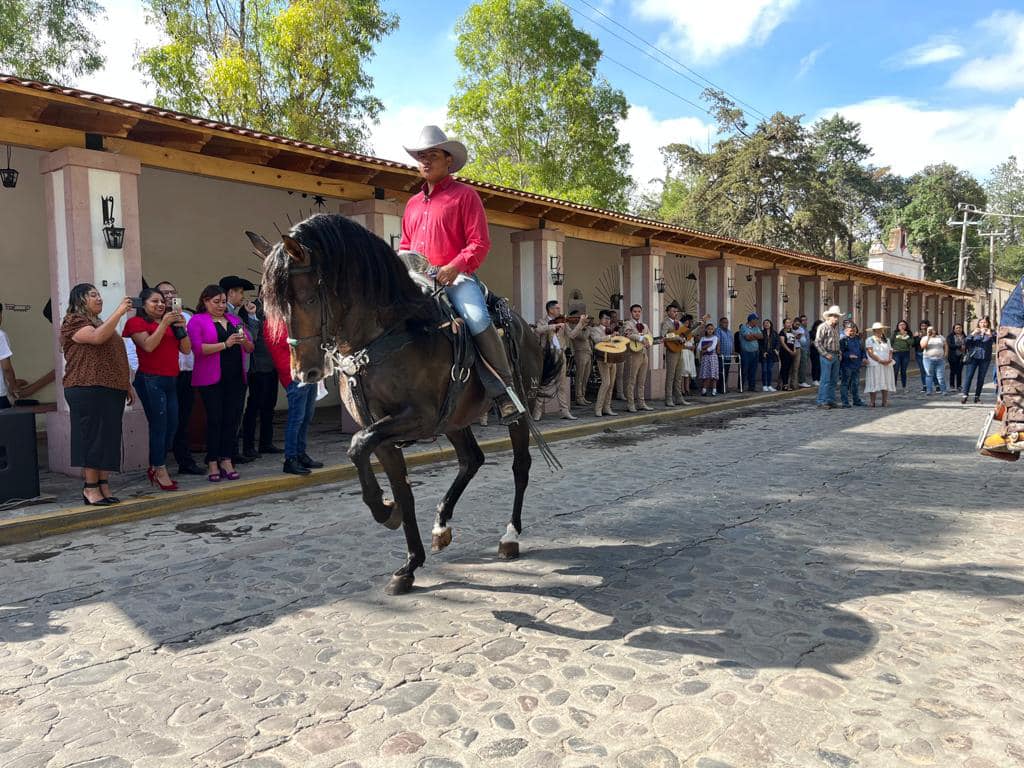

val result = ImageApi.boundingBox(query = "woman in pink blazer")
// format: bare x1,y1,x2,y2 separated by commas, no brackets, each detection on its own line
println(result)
187,284,254,481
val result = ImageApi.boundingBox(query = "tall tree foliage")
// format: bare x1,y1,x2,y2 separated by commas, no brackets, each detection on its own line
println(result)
0,0,105,82
138,0,397,151
448,0,633,210
984,155,1024,281
900,163,987,284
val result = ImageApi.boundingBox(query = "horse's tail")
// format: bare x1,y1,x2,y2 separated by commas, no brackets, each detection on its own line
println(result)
539,337,563,390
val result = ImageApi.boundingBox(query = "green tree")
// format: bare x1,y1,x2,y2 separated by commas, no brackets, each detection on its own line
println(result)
138,0,397,151
900,163,987,284
984,155,1024,282
447,0,633,210
0,0,105,82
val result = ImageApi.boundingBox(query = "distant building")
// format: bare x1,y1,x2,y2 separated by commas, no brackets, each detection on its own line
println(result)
868,226,925,281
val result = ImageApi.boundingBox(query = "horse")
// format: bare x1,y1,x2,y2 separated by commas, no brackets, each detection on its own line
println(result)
253,213,562,595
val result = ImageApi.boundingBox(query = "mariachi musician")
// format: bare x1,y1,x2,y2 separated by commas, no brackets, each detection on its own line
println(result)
593,309,621,417
660,301,690,407
533,299,584,421
569,308,595,406
623,303,654,412
609,309,626,401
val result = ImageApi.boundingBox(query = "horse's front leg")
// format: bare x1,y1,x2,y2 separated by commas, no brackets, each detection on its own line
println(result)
347,410,422,530
373,443,424,596
501,417,532,559
432,427,485,552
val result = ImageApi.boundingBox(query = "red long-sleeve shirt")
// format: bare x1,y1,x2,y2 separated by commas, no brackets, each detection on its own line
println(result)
399,176,491,274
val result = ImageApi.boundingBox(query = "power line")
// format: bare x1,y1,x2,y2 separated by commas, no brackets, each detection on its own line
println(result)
566,0,769,121
599,53,712,117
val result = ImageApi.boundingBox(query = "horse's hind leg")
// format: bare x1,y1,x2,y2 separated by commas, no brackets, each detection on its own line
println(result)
433,427,485,552
373,443,424,596
500,418,532,559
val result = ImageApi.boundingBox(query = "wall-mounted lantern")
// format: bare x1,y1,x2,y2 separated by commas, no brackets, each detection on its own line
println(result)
549,255,563,286
101,196,125,250
781,289,789,304
686,272,697,281
727,276,738,299
654,267,666,294
1,145,18,189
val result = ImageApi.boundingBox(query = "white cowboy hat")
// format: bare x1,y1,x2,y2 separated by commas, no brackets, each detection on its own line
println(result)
404,125,468,173
870,321,887,331
822,305,843,319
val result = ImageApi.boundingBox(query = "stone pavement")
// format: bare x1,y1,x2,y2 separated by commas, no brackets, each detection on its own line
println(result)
1,395,1022,767
7,393,757,521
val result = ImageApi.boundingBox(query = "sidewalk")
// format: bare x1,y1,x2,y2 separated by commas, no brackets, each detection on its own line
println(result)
2,388,812,544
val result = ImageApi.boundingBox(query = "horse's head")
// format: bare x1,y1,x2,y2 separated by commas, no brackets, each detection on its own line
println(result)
249,229,327,385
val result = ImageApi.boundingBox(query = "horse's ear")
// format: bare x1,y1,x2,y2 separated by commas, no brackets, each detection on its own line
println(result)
281,235,308,266
246,230,273,257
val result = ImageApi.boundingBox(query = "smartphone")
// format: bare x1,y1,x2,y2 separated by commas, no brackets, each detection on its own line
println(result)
130,297,144,310
171,297,182,313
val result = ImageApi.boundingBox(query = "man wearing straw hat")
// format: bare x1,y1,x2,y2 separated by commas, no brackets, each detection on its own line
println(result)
399,125,525,425
815,305,843,408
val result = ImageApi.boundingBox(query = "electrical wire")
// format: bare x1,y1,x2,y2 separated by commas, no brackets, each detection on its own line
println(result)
564,0,769,121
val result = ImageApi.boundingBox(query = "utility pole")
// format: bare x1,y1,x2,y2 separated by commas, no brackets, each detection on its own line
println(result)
947,203,984,290
979,229,1008,319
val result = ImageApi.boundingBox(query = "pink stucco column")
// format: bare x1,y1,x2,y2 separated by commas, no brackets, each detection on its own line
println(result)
621,246,666,401
699,255,733,327
755,269,782,325
511,228,565,323
40,147,148,476
799,275,823,322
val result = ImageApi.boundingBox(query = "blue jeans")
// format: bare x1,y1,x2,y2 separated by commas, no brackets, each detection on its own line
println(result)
134,372,178,467
893,350,910,388
740,350,759,391
839,366,863,405
444,274,491,336
817,354,840,405
916,350,928,389
922,357,947,393
761,356,776,387
962,358,990,398
285,381,317,458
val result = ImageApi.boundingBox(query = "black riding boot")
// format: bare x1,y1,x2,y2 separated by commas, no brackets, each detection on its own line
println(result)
473,325,526,425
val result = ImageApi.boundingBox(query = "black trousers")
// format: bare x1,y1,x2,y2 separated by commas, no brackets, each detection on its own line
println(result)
241,370,279,450
172,370,196,468
810,347,821,382
0,395,10,410
65,385,125,471
948,357,964,390
198,377,245,463
779,352,792,386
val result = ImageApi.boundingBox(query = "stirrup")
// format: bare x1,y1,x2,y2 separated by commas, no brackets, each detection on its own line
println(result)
495,387,526,425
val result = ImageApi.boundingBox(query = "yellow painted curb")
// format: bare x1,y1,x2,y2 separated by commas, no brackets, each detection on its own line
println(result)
0,388,812,546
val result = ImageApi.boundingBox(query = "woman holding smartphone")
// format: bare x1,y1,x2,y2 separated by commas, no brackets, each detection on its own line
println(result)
187,285,254,482
122,288,190,490
919,325,949,395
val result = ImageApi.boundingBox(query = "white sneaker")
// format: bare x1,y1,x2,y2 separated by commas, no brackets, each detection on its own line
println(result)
762,386,769,392
799,383,811,388
768,386,777,392
813,380,820,386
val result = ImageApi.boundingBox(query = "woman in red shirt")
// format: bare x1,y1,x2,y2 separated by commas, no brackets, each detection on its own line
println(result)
123,288,191,490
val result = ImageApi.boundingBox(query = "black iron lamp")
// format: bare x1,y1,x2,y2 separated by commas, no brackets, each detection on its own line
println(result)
654,267,666,294
686,272,697,281
727,276,738,299
881,298,888,312
609,292,623,309
782,289,789,304
549,255,564,286
855,298,862,311
745,268,753,282
1,145,17,189
101,195,125,250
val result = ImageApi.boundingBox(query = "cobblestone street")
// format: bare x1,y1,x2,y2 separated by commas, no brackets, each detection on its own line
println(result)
1,396,1022,767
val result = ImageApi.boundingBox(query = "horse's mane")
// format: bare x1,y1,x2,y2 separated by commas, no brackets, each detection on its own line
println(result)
262,213,434,327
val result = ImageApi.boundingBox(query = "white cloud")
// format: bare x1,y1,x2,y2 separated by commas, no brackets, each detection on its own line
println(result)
367,103,449,164
949,11,1024,91
819,97,1024,178
76,0,162,102
891,35,965,69
617,104,715,194
797,45,828,78
632,0,800,61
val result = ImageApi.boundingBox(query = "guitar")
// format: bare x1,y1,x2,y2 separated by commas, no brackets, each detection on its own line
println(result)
663,333,686,354
594,335,629,364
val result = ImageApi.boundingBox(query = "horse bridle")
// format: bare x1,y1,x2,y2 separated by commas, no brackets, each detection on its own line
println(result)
285,258,336,362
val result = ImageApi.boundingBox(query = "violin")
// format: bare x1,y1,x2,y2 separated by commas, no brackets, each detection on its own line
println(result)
552,315,586,326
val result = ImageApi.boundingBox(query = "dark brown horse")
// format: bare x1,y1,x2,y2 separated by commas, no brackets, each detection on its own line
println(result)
254,214,561,595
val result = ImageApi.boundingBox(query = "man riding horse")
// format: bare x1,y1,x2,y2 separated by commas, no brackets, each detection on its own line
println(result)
980,274,1024,461
399,125,525,425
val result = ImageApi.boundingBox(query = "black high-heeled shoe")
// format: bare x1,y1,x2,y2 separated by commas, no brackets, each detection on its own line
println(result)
98,481,120,503
82,482,114,506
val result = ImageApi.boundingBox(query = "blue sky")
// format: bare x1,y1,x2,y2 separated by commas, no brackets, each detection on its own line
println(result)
80,0,1024,192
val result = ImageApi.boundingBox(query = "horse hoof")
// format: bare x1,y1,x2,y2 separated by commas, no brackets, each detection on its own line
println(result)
385,573,415,595
498,541,520,560
381,500,403,530
431,527,453,552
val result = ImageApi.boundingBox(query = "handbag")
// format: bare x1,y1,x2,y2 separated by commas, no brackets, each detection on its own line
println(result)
970,345,986,361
